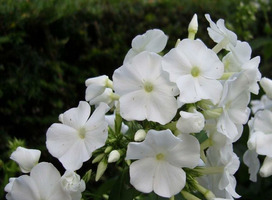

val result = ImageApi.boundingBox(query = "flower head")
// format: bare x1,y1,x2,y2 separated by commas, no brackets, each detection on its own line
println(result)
5,162,71,200
162,39,224,104
113,51,178,125
126,129,200,198
46,101,109,171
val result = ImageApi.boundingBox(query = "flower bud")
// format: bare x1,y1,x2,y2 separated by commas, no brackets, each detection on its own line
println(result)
95,159,108,181
134,129,147,141
260,77,272,99
188,14,198,39
61,170,86,200
176,109,205,134
10,146,41,173
260,156,272,177
108,150,121,163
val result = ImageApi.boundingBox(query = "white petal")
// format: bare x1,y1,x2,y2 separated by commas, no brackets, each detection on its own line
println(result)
46,123,78,159
197,77,223,104
126,141,155,160
169,134,200,168
260,156,272,177
59,139,90,171
177,75,200,103
255,133,272,157
62,101,90,129
243,150,260,182
30,162,62,199
84,124,108,154
8,175,40,200
129,157,157,193
85,102,109,129
146,91,177,124
132,29,168,53
153,162,186,198
119,90,147,121
123,49,138,64
217,111,238,141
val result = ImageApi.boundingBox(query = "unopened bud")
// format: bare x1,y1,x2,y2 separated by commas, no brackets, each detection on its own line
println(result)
203,107,223,119
134,129,147,142
188,14,198,40
92,153,105,164
104,146,113,154
260,156,272,177
95,158,108,181
108,150,121,163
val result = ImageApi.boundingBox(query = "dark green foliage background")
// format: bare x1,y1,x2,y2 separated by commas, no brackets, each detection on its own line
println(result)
1,0,272,199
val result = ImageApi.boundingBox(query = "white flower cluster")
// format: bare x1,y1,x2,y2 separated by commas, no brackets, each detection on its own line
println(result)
5,13,269,200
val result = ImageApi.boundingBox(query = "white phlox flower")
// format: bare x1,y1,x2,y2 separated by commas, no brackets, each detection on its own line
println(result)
205,14,237,52
60,170,86,200
126,129,200,198
123,29,168,63
260,77,272,99
10,146,41,173
247,109,272,157
126,130,200,198
162,39,224,104
85,75,113,103
205,146,240,199
46,101,109,171
260,156,272,178
176,108,205,134
223,41,261,94
216,71,253,142
243,149,260,182
5,162,71,200
113,51,178,125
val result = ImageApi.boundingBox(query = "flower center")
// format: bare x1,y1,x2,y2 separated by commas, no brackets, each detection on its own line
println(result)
191,66,200,77
156,153,165,160
78,127,86,139
144,81,154,93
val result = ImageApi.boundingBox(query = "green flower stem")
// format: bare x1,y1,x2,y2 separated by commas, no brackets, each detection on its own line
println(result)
181,190,201,200
188,31,196,40
200,149,207,164
195,182,215,200
200,138,212,151
194,166,225,175
220,72,235,80
110,93,120,101
169,196,175,200
212,38,229,54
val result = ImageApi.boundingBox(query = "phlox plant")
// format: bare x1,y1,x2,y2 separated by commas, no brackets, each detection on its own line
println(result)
4,13,272,200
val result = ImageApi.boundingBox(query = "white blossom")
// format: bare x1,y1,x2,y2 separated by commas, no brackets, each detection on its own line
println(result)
10,147,41,173
5,162,71,200
126,129,200,198
113,51,178,125
260,156,272,177
85,75,113,103
162,39,224,104
46,101,109,171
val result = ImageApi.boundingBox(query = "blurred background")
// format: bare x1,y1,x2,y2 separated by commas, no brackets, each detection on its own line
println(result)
0,0,272,199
